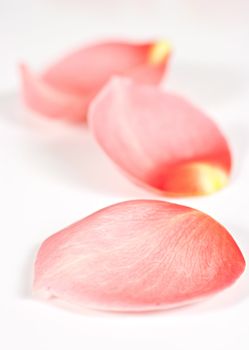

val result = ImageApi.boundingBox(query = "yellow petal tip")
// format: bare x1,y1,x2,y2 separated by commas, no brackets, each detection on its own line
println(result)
195,163,229,195
148,41,172,65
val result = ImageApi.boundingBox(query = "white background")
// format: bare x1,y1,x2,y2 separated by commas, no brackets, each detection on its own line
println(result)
1,0,249,349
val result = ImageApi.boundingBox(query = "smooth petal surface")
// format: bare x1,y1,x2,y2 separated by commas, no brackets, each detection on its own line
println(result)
20,41,171,123
89,78,232,196
34,200,245,312
20,64,89,122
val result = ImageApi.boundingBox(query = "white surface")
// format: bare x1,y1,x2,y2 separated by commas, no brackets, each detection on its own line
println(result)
1,1,249,349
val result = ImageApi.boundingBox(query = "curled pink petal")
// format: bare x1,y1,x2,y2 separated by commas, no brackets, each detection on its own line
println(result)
89,78,232,196
34,200,245,312
20,64,89,122
20,41,171,123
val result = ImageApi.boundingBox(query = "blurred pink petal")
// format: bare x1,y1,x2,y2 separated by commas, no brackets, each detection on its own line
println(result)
89,78,232,196
34,200,245,312
20,41,171,123
20,64,88,122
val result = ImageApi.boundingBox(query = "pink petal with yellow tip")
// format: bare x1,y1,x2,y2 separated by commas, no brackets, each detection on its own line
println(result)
33,200,245,312
20,41,171,123
89,78,232,196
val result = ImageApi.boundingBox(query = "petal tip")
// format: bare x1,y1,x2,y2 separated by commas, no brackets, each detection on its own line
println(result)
32,271,57,302
159,162,230,197
32,285,50,300
194,163,229,195
148,40,172,65
19,62,27,74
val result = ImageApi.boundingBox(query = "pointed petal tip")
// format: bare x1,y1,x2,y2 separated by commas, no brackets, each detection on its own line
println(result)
160,162,230,197
194,163,229,195
32,284,51,300
148,40,172,65
19,62,27,74
19,62,32,84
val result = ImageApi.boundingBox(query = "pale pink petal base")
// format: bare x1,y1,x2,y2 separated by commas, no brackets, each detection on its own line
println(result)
19,64,89,122
89,78,232,196
33,200,245,312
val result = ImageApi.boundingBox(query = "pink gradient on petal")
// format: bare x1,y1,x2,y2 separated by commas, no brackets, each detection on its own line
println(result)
20,41,170,123
19,64,89,122
89,78,232,196
33,200,245,312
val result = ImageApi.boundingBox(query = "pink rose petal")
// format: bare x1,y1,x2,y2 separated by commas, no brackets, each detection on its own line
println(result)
20,64,88,122
20,41,171,123
33,200,245,312
89,78,232,196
